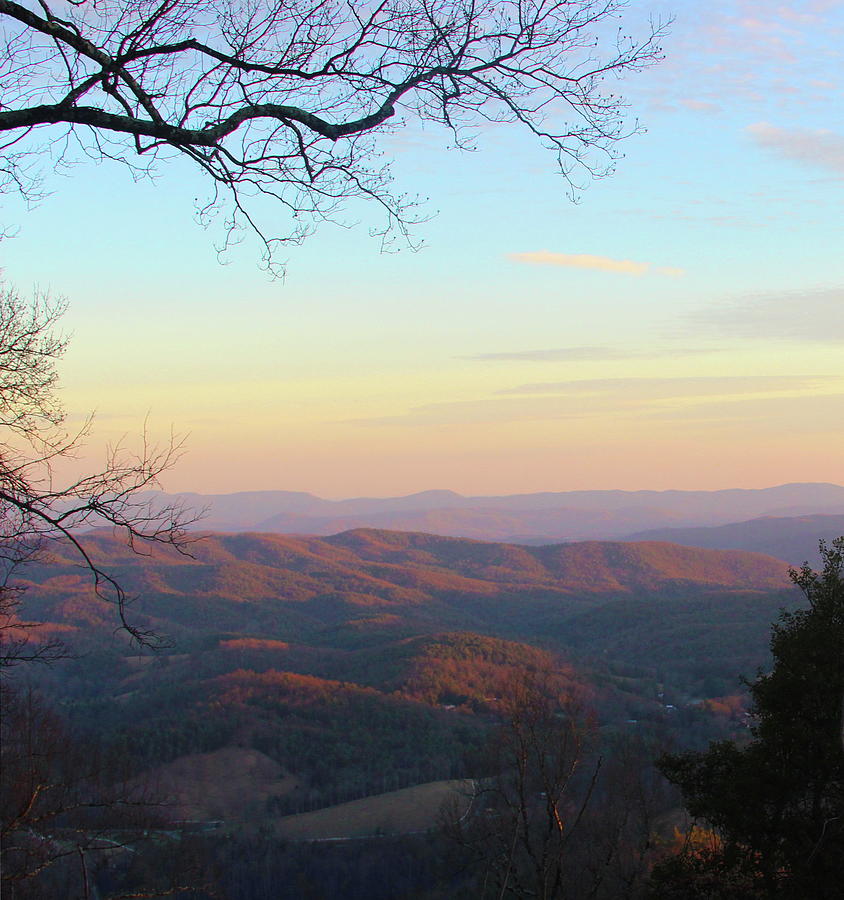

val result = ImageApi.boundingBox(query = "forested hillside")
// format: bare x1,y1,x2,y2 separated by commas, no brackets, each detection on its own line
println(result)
4,529,807,897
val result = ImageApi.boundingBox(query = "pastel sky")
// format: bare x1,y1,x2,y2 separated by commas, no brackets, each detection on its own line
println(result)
3,0,843,498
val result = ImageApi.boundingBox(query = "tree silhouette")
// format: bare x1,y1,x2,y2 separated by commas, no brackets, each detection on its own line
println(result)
0,284,197,662
444,665,664,899
654,538,844,898
0,0,668,271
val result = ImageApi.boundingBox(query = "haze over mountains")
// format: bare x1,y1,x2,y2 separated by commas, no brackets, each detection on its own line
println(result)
624,514,844,567
150,482,844,550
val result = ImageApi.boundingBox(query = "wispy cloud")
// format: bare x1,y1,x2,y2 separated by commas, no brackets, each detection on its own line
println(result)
498,375,834,397
678,98,722,114
464,346,721,363
747,123,844,174
689,287,844,342
342,376,839,428
465,347,629,363
507,251,684,278
646,393,844,427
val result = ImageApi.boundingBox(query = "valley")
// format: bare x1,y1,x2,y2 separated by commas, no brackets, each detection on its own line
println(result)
5,522,837,898
17,529,797,813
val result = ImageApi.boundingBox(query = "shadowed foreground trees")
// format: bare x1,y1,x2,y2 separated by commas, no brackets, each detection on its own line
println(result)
0,685,214,899
1,0,668,270
652,538,844,898
445,668,666,899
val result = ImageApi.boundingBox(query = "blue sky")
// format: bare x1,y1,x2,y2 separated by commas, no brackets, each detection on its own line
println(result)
3,0,843,497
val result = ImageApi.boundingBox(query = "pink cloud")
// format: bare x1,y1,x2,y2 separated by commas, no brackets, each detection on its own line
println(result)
747,122,844,173
679,98,723,114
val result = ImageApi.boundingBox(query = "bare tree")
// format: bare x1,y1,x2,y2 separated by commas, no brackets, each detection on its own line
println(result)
0,283,197,661
444,666,669,899
0,0,668,272
445,667,602,899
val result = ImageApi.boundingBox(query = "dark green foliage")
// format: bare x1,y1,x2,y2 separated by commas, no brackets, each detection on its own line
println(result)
655,538,844,897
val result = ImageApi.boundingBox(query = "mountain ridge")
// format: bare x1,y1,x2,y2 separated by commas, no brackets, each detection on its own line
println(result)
139,483,844,543
24,529,793,650
622,513,844,566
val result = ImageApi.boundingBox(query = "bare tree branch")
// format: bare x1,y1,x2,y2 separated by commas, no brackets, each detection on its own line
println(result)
0,0,669,273
0,283,200,658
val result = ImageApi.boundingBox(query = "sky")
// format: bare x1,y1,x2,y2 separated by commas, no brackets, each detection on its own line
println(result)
3,0,844,499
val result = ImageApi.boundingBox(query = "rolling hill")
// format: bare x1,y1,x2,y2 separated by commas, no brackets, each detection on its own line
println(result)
13,527,817,842
17,528,799,705
21,529,792,649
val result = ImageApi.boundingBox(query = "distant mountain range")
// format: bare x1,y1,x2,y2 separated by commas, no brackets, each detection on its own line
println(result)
144,482,844,544
622,514,844,567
